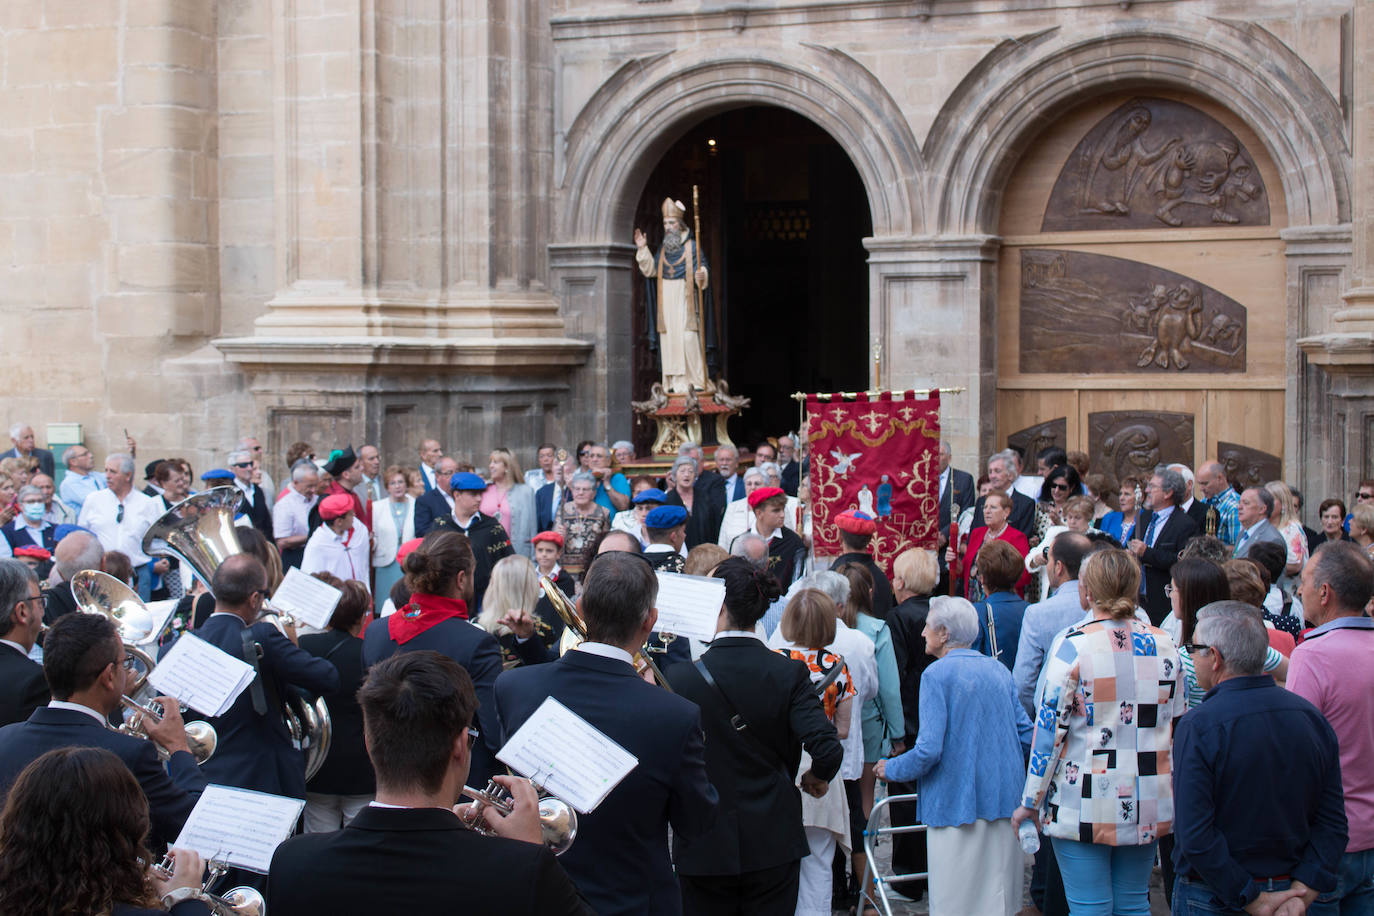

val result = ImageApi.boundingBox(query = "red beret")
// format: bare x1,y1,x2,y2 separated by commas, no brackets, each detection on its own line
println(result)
12,546,51,560
319,493,354,520
396,537,424,563
747,486,786,509
835,509,877,535
531,530,565,549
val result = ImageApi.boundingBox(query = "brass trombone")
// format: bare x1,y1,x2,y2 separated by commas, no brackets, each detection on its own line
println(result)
151,853,265,916
538,575,673,691
458,779,578,856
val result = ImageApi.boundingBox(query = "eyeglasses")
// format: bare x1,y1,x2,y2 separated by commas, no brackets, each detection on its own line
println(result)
1164,583,1175,596
120,654,139,671
466,728,479,750
17,595,43,612
1182,643,1212,656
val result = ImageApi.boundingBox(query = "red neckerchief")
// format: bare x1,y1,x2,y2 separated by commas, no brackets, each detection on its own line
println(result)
388,592,469,645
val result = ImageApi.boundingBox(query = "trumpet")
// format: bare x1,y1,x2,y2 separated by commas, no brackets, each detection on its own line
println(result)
120,695,218,765
458,779,578,856
151,853,265,916
538,575,673,691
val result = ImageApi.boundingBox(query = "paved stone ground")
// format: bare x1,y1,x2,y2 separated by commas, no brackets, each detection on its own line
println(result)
848,793,1170,916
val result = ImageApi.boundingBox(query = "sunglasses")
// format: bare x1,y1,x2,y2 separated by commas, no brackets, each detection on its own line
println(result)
232,462,254,469
1182,643,1212,656
1050,482,1071,491
116,504,124,524
1359,492,1374,500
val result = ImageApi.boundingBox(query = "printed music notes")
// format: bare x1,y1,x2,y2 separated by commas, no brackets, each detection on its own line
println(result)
174,785,305,874
270,567,343,630
497,697,638,814
147,633,255,717
653,572,726,643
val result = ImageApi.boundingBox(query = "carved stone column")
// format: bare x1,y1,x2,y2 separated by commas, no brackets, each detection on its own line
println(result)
866,235,1000,471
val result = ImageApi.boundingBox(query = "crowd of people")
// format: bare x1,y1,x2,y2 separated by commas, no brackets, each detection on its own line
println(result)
0,419,1370,916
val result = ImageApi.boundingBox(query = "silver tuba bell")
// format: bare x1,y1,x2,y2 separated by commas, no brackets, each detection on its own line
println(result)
141,487,333,780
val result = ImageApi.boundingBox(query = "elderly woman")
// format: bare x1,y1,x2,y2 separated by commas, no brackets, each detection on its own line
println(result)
1013,548,1184,916
663,456,712,548
553,470,609,582
876,596,1033,915
610,475,662,547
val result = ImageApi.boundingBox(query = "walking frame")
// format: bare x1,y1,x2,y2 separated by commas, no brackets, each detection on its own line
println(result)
859,791,926,916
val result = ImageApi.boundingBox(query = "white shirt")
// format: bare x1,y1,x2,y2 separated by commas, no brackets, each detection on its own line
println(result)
1013,474,1043,500
573,641,635,666
769,618,876,780
272,486,317,541
77,488,160,565
233,477,256,507
420,463,438,490
525,468,554,488
48,699,107,725
300,519,371,591
0,638,30,657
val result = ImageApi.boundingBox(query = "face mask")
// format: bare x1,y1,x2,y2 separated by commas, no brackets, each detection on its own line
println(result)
22,503,44,521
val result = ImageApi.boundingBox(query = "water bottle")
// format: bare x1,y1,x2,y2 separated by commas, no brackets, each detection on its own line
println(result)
1018,819,1040,855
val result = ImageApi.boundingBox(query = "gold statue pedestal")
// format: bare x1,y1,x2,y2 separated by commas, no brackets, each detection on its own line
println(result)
632,380,750,459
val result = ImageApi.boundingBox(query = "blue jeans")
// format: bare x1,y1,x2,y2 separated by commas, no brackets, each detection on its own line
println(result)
1051,837,1156,916
1174,875,1339,916
1318,848,1374,915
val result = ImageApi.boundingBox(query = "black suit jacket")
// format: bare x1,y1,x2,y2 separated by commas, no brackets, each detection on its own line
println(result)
495,651,718,916
938,468,977,531
1184,499,1210,531
665,637,843,876
887,596,934,742
161,615,338,799
0,447,53,477
362,616,503,786
267,805,592,915
0,706,206,847
0,643,48,727
238,483,274,543
41,581,79,626
1133,507,1200,625
115,902,208,916
412,488,451,538
663,489,719,549
298,629,373,796
830,552,894,620
971,489,1037,541
779,460,800,497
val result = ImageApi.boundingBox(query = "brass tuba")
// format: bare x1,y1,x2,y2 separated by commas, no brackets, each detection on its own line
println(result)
538,575,673,691
142,487,333,780
70,570,218,764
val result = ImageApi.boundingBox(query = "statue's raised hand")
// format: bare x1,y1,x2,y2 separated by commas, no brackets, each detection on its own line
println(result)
633,228,647,249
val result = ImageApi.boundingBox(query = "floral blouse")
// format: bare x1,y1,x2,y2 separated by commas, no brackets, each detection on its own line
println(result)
1022,617,1184,846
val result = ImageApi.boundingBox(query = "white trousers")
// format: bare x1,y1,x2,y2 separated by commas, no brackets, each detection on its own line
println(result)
303,792,373,833
927,818,1024,916
796,825,837,916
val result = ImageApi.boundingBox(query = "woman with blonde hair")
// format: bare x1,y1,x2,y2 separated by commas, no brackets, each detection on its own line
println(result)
482,448,536,558
1263,480,1308,583
1013,548,1184,916
478,554,562,669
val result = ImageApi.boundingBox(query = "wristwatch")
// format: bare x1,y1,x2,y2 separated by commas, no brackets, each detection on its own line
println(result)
161,886,210,908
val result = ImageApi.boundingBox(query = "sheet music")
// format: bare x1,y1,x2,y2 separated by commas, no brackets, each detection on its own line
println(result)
270,566,343,630
653,572,726,643
173,784,305,874
497,697,638,814
147,633,255,717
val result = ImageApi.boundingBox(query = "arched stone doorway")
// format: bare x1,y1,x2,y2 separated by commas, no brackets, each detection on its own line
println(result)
629,107,873,448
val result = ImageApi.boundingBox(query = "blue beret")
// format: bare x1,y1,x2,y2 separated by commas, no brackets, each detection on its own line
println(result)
201,469,235,481
450,471,488,493
52,524,95,544
645,505,688,529
632,487,667,505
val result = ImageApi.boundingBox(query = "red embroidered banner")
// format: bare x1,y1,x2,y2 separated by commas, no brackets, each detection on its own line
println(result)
806,390,941,574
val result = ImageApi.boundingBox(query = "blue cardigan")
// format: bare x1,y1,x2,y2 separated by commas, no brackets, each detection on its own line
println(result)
883,649,1032,827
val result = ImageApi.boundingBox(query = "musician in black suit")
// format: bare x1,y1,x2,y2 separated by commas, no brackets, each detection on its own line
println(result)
936,442,977,589
362,531,504,787
160,554,338,800
227,448,275,544
0,612,207,848
1128,467,1200,625
298,577,375,831
666,557,845,915
412,457,458,537
970,450,1037,541
268,651,591,915
594,529,691,668
0,560,49,727
495,550,718,916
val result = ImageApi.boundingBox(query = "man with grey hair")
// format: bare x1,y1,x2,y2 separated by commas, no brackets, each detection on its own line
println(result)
1172,600,1346,915
970,449,1036,541
1167,462,1209,530
236,435,275,502
0,559,48,726
777,434,800,496
1,424,54,478
29,473,74,526
730,530,771,570
273,460,320,570
1234,486,1285,559
1290,541,1374,911
40,530,104,624
57,444,105,515
77,453,164,600
228,448,274,543
1129,466,1199,624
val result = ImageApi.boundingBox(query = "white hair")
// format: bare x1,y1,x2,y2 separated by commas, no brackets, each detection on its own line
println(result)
290,461,319,483
927,596,979,648
756,461,781,482
988,449,1018,474
611,440,633,452
742,467,765,484
669,455,698,477
8,423,28,440
227,449,252,465
106,453,135,476
791,570,849,609
1167,463,1194,485
714,444,738,458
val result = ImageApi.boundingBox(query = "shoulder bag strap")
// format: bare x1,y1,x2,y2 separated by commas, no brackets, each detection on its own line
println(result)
694,657,790,774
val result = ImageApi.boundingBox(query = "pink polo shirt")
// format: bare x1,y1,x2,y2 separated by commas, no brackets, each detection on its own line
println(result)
1288,617,1374,852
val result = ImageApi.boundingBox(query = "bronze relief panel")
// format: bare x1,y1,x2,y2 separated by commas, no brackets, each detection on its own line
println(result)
1007,418,1067,462
1088,411,1195,494
1019,249,1246,374
1217,441,1282,491
1042,97,1269,232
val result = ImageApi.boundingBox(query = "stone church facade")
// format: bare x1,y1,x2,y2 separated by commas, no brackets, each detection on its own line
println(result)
2,0,1371,503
